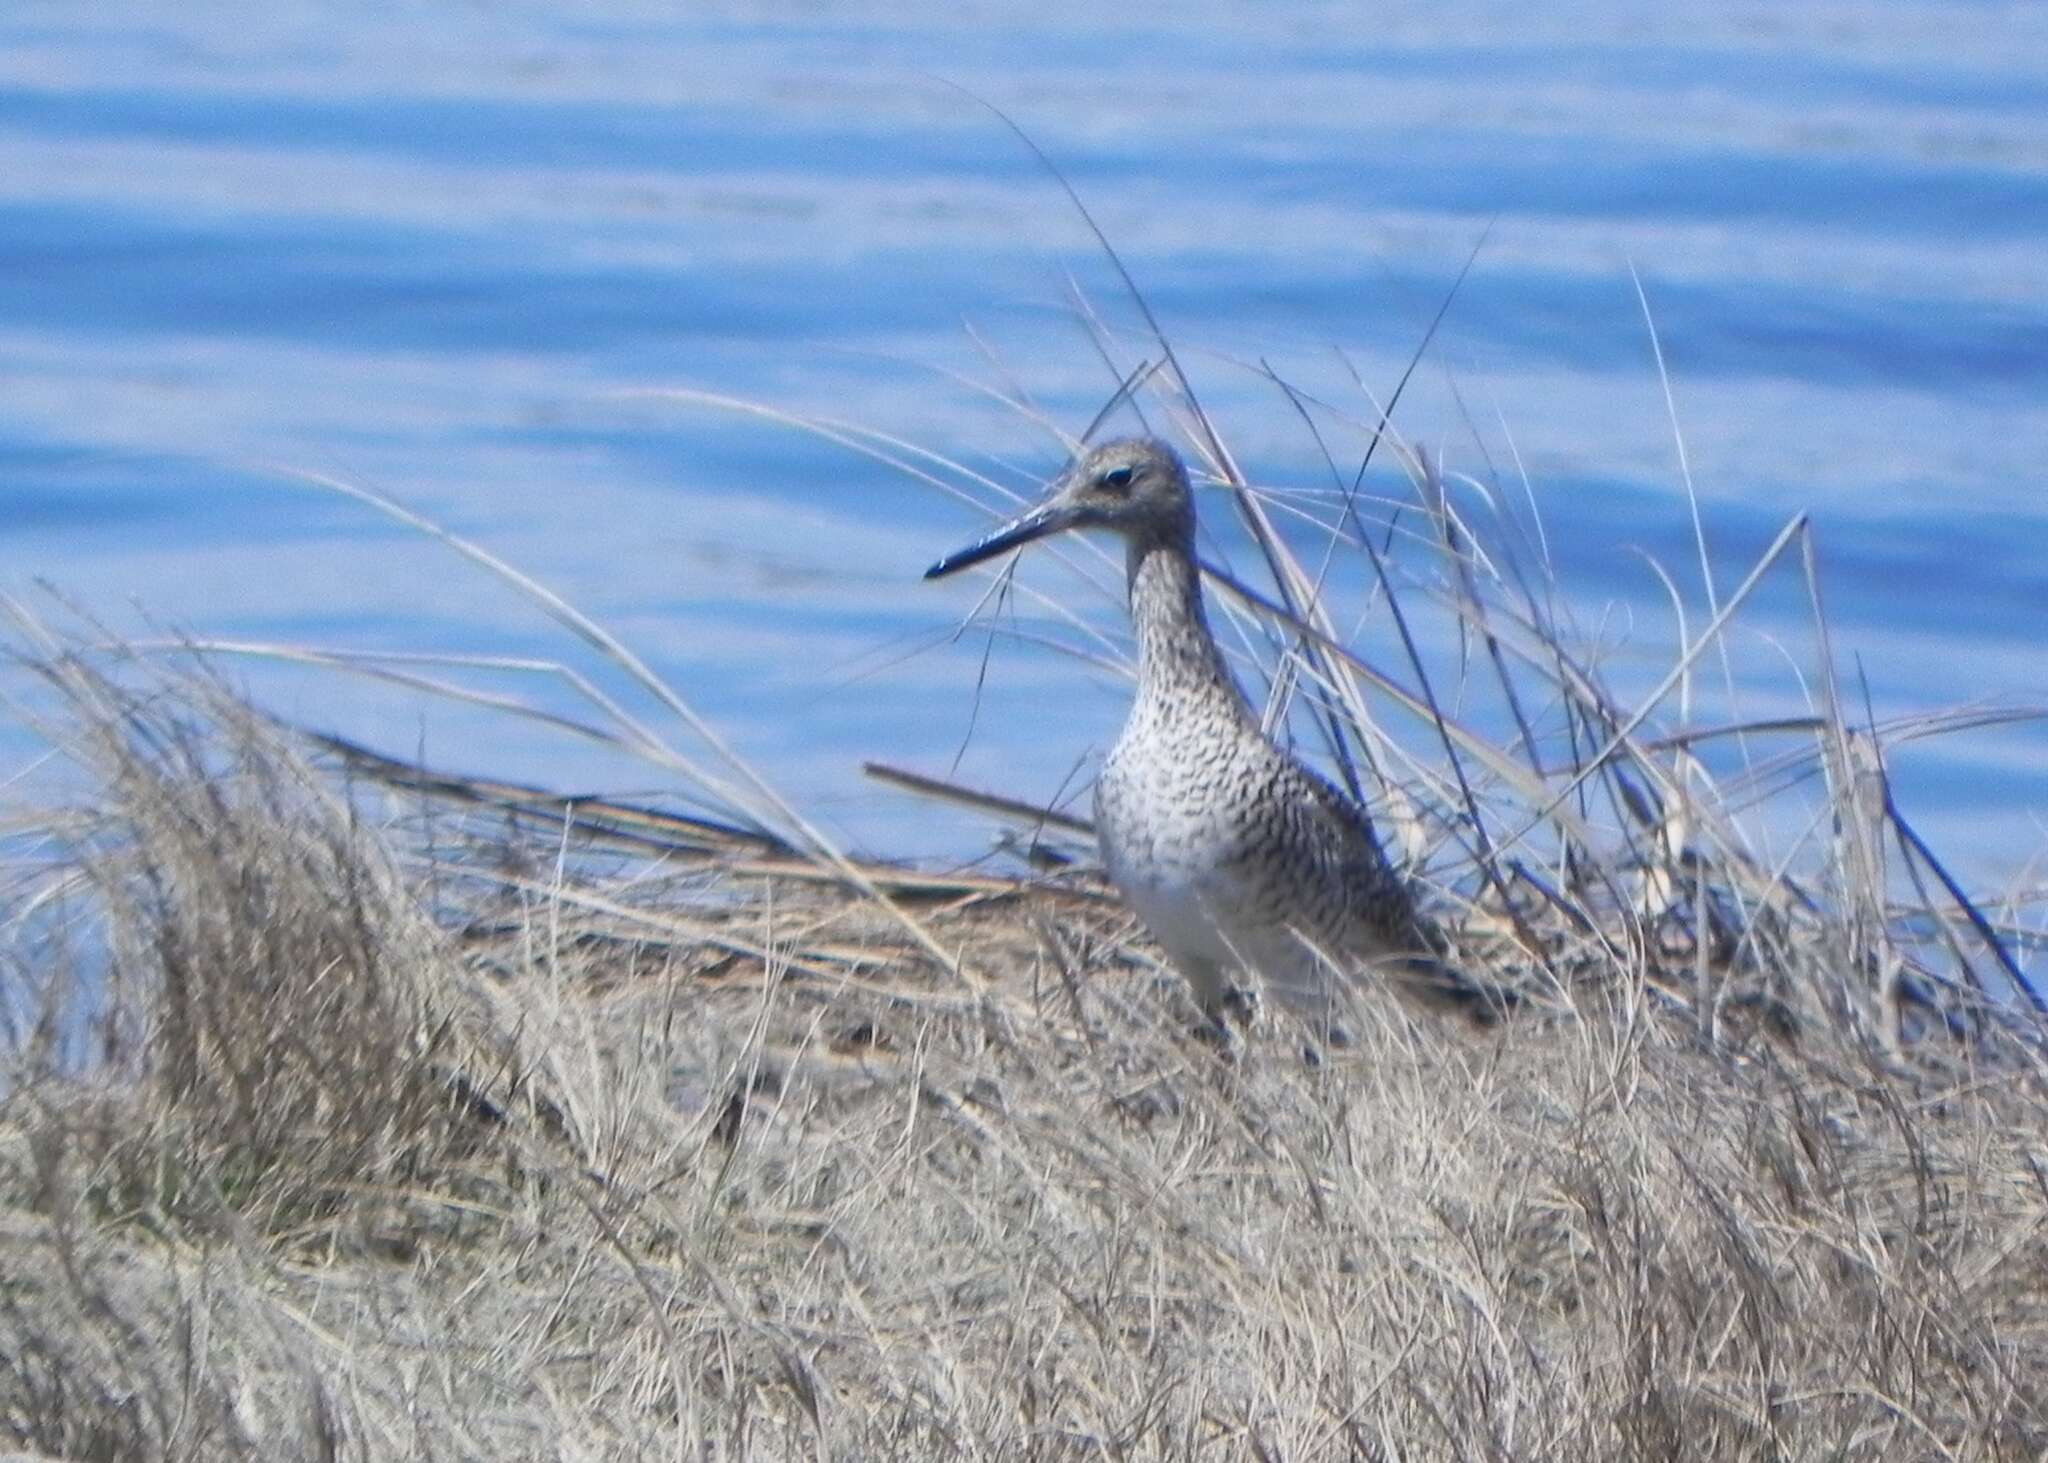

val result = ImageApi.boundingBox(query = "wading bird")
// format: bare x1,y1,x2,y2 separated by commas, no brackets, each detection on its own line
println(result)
926,437,1505,1034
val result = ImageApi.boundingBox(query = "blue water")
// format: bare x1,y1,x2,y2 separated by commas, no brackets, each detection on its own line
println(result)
3,2,2045,920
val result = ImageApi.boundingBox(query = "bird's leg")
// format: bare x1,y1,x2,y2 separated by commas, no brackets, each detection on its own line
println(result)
1214,983,1261,1027
1176,955,1257,1046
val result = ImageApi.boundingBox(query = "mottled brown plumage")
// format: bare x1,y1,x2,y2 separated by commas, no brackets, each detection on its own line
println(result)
928,437,1501,1029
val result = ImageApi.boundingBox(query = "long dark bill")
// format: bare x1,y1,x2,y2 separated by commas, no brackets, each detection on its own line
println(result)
923,500,1082,580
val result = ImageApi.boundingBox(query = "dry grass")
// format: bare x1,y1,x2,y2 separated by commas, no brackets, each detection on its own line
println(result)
1,263,2043,1455
0,631,2044,1462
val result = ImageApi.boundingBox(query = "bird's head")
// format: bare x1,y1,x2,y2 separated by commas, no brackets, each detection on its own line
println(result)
924,437,1194,580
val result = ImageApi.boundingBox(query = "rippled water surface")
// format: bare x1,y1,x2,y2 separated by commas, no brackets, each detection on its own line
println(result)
4,3,2045,896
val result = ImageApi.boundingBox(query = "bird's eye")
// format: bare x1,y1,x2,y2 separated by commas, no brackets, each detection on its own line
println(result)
1099,465,1136,492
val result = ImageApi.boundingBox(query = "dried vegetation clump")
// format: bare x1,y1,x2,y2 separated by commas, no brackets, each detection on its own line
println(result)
0,635,2044,1462
2,303,2045,1457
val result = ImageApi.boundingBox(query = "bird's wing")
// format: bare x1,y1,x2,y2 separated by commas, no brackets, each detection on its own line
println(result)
1276,758,1410,905
1281,758,1522,1021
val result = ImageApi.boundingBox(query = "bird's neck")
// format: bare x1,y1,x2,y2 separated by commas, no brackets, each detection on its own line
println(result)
1126,536,1246,716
